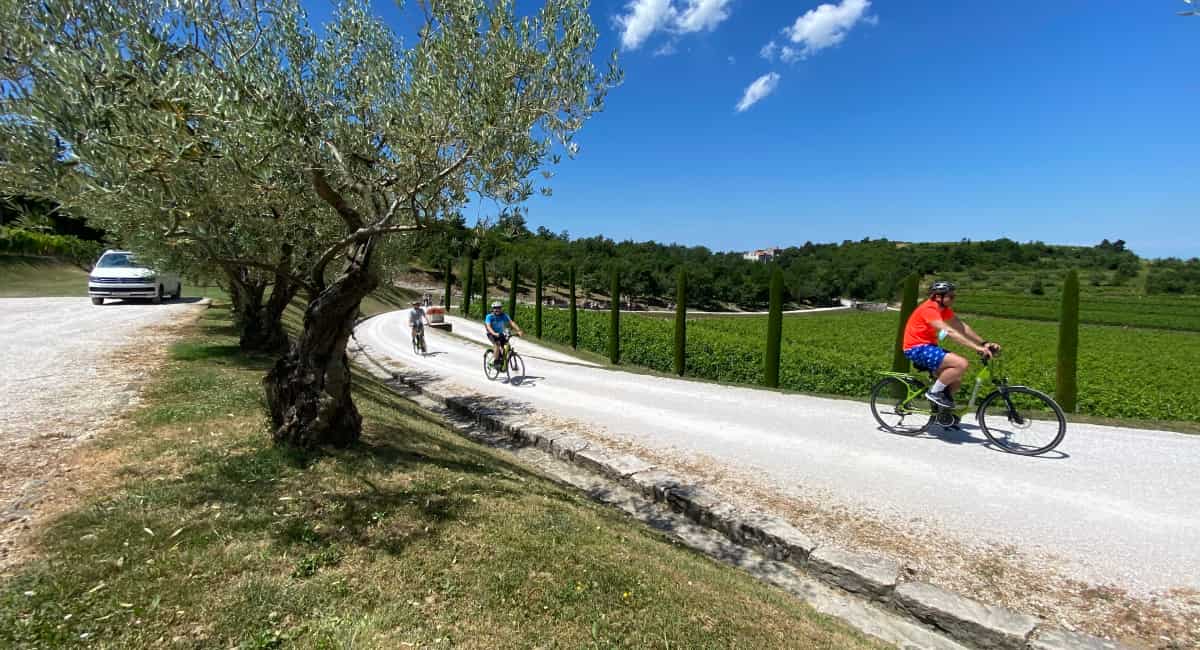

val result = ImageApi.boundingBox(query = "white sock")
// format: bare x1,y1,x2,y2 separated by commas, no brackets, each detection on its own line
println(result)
931,380,947,394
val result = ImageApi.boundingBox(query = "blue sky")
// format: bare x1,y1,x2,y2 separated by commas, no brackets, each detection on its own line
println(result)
311,1,1199,259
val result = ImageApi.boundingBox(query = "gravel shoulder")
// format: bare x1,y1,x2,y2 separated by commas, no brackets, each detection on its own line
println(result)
0,297,208,572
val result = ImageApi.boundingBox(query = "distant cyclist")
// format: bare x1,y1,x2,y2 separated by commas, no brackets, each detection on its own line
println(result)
901,281,1001,409
484,300,524,368
408,300,429,336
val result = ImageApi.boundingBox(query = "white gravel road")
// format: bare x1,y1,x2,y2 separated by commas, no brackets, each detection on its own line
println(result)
356,311,1200,599
0,297,207,444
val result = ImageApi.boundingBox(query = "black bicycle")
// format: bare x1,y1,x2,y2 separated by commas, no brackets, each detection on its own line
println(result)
411,324,427,355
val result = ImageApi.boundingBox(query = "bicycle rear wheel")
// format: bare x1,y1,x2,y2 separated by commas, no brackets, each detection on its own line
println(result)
869,376,932,436
483,350,500,380
506,351,525,383
977,386,1066,456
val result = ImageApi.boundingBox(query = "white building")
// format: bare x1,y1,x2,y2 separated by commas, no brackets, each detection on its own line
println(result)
742,247,781,262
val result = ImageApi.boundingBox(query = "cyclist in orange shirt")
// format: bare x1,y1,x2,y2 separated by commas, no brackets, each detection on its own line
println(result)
902,281,1001,409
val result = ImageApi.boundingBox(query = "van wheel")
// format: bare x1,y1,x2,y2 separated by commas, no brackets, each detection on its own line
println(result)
91,297,104,306
152,285,163,305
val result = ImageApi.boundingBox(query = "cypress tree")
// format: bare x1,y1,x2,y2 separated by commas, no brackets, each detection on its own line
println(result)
461,256,474,317
765,266,784,388
534,264,543,338
568,265,578,349
609,268,621,364
443,259,452,310
1056,269,1080,412
891,273,920,373
674,268,687,376
508,260,519,320
480,258,488,319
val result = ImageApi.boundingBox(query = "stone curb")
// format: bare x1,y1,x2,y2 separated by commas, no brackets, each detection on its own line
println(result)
367,358,1132,650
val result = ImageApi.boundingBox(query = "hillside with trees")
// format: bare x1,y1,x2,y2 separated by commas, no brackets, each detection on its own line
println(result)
414,215,1194,309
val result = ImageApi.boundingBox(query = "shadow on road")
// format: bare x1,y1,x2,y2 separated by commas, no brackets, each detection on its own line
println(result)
877,423,1071,460
94,297,208,306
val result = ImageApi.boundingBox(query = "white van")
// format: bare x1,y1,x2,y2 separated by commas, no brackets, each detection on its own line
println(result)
88,250,182,305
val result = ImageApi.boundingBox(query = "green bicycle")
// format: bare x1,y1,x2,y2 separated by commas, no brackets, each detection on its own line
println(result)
483,336,526,383
869,352,1066,456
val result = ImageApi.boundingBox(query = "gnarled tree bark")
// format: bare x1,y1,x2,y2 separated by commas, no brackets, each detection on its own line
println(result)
263,241,378,448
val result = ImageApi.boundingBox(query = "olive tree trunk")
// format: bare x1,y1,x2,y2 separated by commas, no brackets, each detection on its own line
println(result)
223,259,295,354
264,243,378,448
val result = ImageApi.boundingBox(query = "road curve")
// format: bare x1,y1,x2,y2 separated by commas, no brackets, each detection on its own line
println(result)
355,310,1200,597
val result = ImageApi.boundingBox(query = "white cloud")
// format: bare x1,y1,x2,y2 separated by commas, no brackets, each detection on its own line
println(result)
781,0,874,60
615,0,676,51
676,0,733,33
736,72,781,112
760,40,778,61
615,0,733,51
654,41,678,57
779,45,801,63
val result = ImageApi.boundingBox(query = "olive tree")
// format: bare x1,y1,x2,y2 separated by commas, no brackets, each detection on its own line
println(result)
280,0,616,447
0,0,329,353
3,0,618,448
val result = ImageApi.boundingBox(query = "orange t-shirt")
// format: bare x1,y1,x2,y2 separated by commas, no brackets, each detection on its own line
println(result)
903,299,955,350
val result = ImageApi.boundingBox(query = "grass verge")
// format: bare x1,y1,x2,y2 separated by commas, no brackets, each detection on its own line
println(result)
0,254,229,302
0,304,884,649
0,255,88,297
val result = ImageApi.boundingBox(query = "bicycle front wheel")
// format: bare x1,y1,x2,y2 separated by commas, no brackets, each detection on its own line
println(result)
506,352,525,383
977,386,1066,456
483,350,500,380
869,376,932,436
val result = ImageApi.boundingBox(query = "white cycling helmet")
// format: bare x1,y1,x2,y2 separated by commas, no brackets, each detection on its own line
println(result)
929,280,956,296
491,301,504,309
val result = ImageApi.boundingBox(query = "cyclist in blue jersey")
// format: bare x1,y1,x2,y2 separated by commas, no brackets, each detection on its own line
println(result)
485,301,524,368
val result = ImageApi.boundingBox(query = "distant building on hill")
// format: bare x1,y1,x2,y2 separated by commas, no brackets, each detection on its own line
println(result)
743,247,781,262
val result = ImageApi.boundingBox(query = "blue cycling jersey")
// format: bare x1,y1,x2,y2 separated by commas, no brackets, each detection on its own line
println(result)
485,312,511,336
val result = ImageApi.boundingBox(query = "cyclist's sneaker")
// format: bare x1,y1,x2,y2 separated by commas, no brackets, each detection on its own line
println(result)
926,390,956,410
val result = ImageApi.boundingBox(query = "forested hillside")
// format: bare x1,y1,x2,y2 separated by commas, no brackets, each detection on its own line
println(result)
412,215,1195,309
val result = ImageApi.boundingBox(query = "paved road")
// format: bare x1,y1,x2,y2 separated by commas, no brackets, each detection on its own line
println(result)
356,311,1200,597
0,297,207,444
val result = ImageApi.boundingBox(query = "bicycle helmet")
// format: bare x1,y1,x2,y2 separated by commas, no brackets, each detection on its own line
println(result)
491,301,504,309
929,280,956,296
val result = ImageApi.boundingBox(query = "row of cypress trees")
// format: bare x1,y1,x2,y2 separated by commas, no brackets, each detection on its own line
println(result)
445,261,1082,411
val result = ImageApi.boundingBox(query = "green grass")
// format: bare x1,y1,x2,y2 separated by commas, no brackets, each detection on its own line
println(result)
0,304,883,649
535,308,1200,426
360,284,420,318
0,255,89,297
0,254,229,302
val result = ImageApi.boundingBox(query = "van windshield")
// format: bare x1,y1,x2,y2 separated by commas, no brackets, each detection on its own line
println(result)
96,253,140,268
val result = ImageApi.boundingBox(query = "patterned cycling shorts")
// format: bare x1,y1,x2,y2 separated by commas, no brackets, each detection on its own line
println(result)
904,344,947,372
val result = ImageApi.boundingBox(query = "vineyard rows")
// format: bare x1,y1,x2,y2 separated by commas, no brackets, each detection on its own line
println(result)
954,292,1200,332
534,308,1200,423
